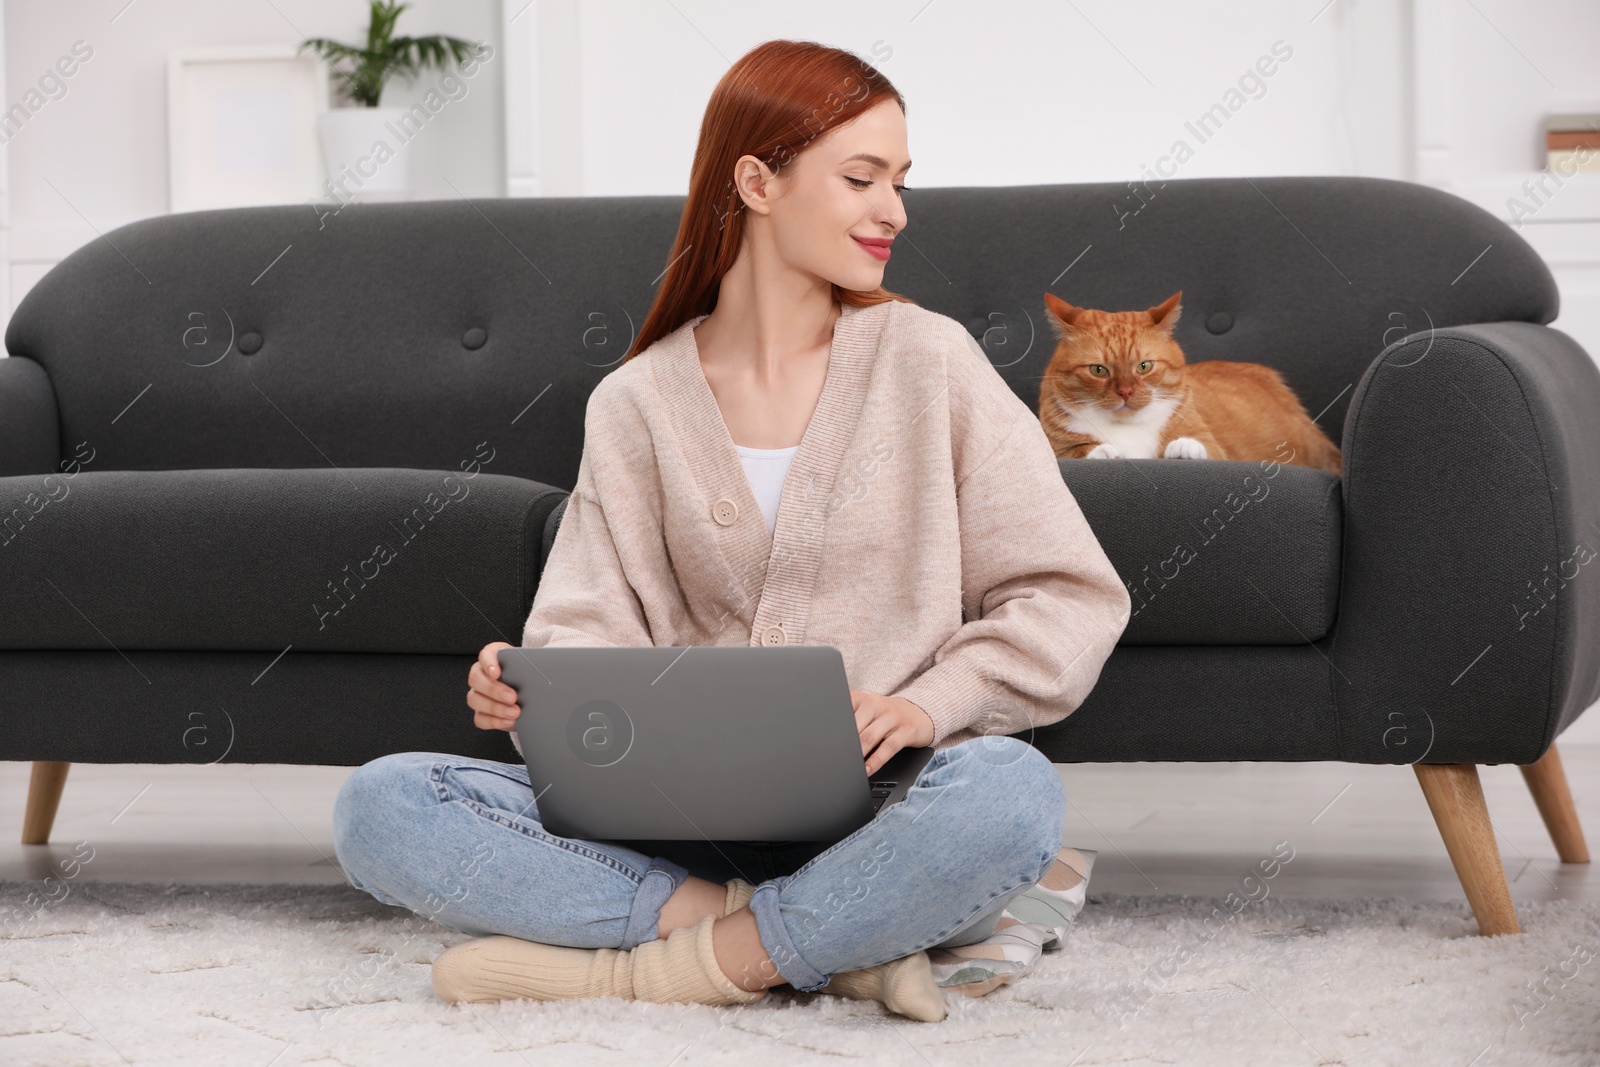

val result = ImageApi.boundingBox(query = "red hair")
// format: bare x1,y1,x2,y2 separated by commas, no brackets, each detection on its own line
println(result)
624,39,917,362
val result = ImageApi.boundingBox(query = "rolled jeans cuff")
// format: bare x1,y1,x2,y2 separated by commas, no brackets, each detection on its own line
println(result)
619,855,691,950
747,881,830,992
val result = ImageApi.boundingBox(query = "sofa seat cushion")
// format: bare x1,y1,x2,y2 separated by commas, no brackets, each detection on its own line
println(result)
1060,458,1342,644
0,467,566,655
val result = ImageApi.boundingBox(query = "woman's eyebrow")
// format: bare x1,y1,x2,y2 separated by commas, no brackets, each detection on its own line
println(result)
839,152,912,172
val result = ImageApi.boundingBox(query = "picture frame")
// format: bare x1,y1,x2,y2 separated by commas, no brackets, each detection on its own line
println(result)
167,44,331,213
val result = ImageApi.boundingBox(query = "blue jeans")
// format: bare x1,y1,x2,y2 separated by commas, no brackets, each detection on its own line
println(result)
331,734,1065,993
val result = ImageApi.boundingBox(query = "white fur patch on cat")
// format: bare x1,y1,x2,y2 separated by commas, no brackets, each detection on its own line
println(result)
1163,436,1209,459
1057,396,1179,459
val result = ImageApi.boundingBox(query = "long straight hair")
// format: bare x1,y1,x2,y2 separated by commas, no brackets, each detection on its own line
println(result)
623,40,917,363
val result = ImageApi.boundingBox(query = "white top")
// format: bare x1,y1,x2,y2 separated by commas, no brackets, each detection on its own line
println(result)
733,442,800,534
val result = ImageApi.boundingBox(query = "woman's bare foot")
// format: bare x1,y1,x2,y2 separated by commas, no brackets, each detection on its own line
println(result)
656,874,727,937
659,876,783,992
711,907,786,992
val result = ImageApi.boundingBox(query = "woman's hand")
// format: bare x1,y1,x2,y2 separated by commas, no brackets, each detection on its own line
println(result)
852,690,935,776
469,641,520,732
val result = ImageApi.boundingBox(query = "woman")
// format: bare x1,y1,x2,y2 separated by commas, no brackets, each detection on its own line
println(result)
331,39,1130,1023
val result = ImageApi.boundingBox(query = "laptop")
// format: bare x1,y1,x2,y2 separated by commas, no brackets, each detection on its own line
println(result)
498,645,937,842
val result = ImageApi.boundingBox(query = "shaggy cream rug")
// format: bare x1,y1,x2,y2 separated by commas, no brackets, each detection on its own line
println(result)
2,880,1597,1067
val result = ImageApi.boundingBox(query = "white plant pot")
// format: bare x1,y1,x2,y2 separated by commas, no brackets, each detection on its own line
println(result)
317,106,412,198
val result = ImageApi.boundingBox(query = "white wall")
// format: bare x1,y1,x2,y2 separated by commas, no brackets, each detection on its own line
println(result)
1433,0,1600,179
2,0,503,319
1416,0,1600,394
555,0,1411,195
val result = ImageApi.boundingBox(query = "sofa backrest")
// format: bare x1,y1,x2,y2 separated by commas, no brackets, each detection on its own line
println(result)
6,176,1556,489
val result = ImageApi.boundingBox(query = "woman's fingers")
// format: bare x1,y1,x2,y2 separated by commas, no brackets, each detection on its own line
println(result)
468,687,518,730
471,687,518,721
856,699,894,755
859,712,900,773
479,641,512,681
859,718,889,759
468,642,520,734
468,656,520,706
864,729,905,777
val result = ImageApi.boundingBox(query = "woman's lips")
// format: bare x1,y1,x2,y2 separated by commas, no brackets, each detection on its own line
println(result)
852,236,891,261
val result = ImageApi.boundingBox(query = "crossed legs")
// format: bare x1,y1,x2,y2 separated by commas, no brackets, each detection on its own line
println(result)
332,734,1065,994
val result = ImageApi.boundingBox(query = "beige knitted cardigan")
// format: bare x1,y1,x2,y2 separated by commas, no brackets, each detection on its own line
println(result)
512,299,1131,755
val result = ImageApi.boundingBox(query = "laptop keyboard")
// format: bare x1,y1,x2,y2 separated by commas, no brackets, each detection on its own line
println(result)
869,781,896,812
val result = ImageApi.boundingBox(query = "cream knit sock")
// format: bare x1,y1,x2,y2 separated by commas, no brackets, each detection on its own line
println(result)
432,916,767,1006
432,935,630,1003
726,878,947,1020
723,878,756,915
818,951,949,1022
631,914,768,1004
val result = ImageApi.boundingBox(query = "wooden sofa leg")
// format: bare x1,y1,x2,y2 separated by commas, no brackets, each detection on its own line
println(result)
1413,763,1521,936
22,761,71,845
1519,744,1590,864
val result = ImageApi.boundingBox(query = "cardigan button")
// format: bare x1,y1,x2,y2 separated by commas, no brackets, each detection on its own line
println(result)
712,498,738,525
759,624,788,646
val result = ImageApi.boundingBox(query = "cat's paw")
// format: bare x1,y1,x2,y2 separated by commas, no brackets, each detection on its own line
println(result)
1163,436,1209,459
1085,442,1125,459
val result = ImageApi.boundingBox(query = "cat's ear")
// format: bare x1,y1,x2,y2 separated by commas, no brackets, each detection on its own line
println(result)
1147,291,1182,332
1044,292,1089,336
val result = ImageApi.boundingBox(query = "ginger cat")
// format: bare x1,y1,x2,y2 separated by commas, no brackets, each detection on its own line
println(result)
1037,291,1341,475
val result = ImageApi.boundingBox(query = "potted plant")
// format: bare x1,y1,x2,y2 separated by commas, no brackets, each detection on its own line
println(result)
299,0,480,198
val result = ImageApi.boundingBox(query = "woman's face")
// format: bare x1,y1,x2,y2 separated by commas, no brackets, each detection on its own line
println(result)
746,97,911,293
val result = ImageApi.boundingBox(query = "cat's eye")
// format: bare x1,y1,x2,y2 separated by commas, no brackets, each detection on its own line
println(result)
1137,360,1153,373
1088,365,1109,377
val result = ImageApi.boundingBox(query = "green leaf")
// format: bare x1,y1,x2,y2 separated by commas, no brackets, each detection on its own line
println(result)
299,1,481,108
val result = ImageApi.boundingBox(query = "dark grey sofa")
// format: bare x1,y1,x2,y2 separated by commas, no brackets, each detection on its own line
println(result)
4,176,1594,937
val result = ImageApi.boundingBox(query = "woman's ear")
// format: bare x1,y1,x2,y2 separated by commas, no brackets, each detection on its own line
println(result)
732,155,781,217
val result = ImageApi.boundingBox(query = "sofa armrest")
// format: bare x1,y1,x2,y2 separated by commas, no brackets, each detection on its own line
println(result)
1335,321,1600,764
0,357,59,477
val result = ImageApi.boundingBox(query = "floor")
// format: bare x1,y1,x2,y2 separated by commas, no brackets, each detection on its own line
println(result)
4,745,1596,909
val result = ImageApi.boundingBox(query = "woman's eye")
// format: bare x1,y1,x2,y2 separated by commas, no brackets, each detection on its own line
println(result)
846,177,909,194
